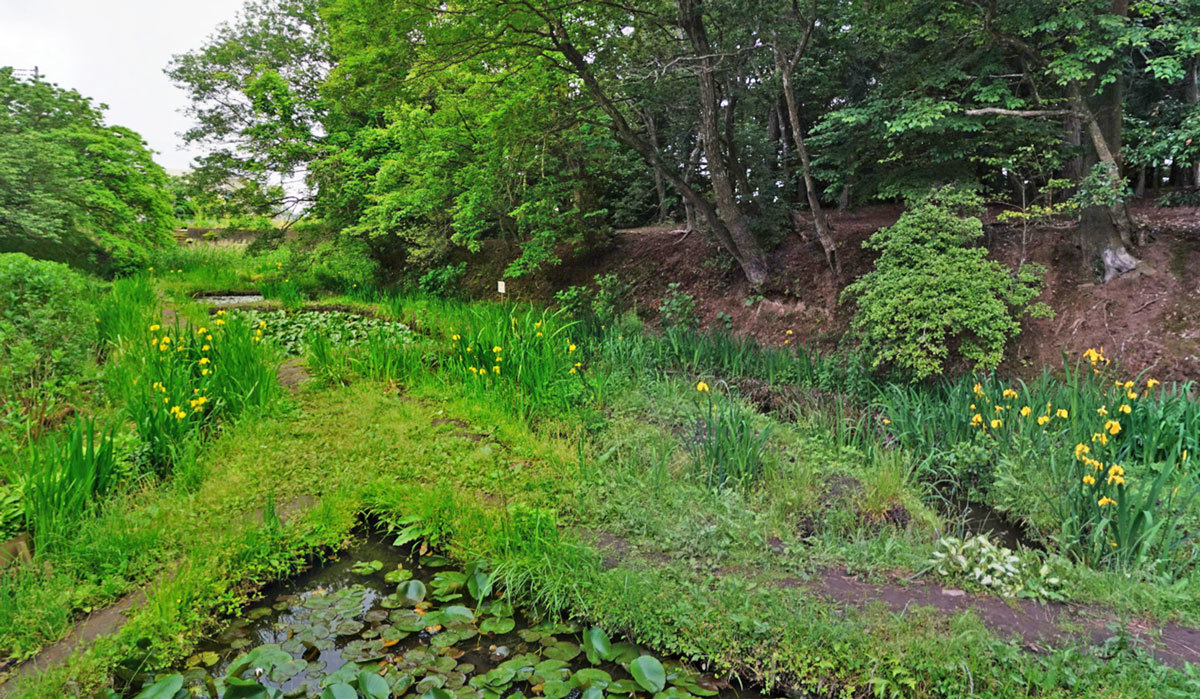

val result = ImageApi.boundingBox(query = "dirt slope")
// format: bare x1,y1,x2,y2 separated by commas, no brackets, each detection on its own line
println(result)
461,204,1200,380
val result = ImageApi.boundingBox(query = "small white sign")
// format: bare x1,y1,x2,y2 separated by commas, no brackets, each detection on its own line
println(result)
497,280,506,294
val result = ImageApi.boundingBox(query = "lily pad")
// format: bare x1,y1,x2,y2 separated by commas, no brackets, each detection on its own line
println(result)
544,641,581,662
385,567,413,583
630,656,666,694
479,617,516,634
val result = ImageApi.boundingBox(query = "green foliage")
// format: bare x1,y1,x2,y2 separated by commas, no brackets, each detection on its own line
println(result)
0,69,174,272
656,284,698,331
419,263,467,297
0,254,97,407
929,535,1064,600
554,274,631,332
843,188,1051,379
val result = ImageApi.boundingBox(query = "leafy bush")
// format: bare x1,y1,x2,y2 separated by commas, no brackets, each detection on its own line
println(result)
305,235,380,292
419,262,467,297
929,535,1063,600
0,253,97,394
842,187,1051,379
657,283,698,330
554,273,631,332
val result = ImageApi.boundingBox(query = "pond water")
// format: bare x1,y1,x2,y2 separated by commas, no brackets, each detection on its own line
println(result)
197,293,265,306
134,534,766,699
952,500,1038,551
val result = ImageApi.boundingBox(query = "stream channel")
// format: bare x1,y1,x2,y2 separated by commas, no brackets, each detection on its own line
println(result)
131,534,767,699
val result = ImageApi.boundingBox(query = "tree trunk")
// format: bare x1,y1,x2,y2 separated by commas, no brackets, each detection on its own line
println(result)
641,110,670,223
548,21,759,281
1064,115,1083,183
1189,60,1200,186
1069,31,1140,283
777,55,838,275
677,0,770,286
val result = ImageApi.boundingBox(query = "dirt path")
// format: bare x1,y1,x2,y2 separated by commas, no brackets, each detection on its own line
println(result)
807,568,1200,668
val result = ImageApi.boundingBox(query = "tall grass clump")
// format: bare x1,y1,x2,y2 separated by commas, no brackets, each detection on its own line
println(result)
21,417,118,555
687,381,772,489
445,303,589,421
359,326,424,384
96,274,157,348
123,310,280,473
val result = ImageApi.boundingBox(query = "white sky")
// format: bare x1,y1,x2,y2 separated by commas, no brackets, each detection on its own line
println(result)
0,0,248,171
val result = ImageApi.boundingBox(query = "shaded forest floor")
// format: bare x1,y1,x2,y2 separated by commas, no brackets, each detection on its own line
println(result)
460,204,1200,380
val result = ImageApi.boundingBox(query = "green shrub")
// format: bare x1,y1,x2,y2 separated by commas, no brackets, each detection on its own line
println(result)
306,235,380,292
657,283,698,330
0,253,98,393
419,262,467,297
842,187,1051,379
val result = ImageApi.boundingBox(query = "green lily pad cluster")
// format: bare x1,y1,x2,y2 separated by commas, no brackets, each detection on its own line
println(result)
127,547,735,699
229,310,413,356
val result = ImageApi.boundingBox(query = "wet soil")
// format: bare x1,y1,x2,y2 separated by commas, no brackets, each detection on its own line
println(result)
806,568,1200,668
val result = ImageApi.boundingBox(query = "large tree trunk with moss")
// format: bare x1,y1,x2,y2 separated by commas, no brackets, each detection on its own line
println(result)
1069,2,1140,283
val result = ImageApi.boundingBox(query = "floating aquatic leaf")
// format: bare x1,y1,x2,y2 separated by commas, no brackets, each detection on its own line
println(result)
417,675,447,693
479,617,516,635
542,679,573,699
421,555,451,567
544,641,581,662
442,605,474,622
321,683,358,699
581,686,605,699
385,567,413,583
350,560,385,575
397,580,427,606
247,607,273,620
630,656,666,694
572,668,613,688
606,643,641,665
390,610,427,632
186,651,219,668
358,670,391,699
583,627,612,665
606,679,640,694
133,674,184,699
224,677,276,699
419,689,455,699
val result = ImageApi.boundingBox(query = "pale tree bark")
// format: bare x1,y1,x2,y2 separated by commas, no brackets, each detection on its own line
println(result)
1069,79,1141,281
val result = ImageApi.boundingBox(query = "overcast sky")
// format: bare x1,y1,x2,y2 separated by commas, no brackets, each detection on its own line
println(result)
0,0,247,171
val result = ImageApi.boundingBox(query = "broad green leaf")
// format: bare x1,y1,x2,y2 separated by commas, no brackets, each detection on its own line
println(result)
133,675,184,699
358,670,392,699
321,683,358,699
630,656,666,694
397,580,427,605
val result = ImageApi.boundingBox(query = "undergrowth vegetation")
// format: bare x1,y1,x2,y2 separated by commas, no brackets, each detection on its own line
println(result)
3,243,1200,699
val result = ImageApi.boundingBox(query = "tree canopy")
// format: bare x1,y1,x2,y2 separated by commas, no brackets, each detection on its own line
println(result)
167,0,1200,285
0,69,175,272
